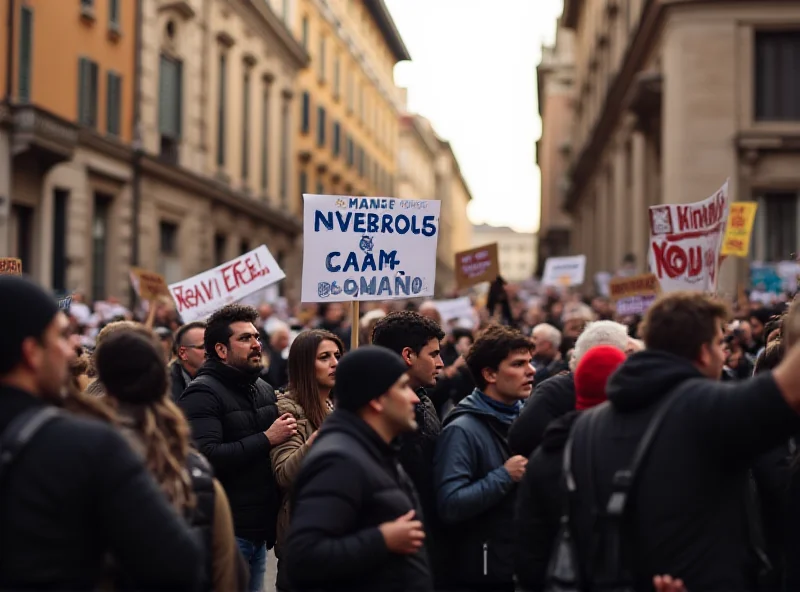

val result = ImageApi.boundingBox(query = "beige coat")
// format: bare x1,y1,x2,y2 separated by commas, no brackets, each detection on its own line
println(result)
270,393,329,558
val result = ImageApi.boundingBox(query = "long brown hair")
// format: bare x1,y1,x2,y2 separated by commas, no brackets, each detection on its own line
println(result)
95,327,196,512
288,329,343,430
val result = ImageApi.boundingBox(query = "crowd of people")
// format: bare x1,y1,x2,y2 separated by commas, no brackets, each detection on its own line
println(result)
2,272,799,592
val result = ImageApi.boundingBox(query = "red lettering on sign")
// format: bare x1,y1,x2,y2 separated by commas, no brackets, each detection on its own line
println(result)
652,242,703,279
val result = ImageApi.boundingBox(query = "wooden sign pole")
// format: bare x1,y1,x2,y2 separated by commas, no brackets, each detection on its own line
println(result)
350,300,360,350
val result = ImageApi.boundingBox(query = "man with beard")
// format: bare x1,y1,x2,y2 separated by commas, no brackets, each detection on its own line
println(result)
180,304,297,592
286,346,432,591
0,276,202,591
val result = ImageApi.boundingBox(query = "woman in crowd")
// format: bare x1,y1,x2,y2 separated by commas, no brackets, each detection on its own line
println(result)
271,329,344,591
94,329,245,592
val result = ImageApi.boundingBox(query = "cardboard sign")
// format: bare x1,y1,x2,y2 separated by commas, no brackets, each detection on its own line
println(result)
57,295,72,311
721,202,758,258
542,255,586,287
130,267,171,300
608,273,661,302
301,194,441,302
648,180,729,293
455,243,499,289
0,257,22,275
169,245,285,323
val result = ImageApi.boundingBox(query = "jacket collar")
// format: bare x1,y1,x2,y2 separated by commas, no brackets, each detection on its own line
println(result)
197,359,260,390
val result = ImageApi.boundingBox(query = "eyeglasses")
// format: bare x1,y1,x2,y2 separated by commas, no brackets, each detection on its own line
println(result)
183,344,205,350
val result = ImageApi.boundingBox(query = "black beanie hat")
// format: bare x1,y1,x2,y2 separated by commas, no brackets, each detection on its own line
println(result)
96,331,168,404
334,345,408,411
0,275,60,374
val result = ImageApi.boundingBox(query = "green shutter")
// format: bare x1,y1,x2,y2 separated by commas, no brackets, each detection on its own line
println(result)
159,54,182,139
78,57,98,127
106,72,121,136
109,0,120,29
18,6,33,103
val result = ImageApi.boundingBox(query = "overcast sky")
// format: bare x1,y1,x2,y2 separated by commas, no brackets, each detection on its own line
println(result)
385,0,564,233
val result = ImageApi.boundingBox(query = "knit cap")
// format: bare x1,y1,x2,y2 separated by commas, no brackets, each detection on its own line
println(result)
575,345,626,411
334,345,408,411
0,275,60,372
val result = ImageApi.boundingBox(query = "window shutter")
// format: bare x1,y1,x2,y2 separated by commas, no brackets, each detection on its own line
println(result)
18,6,33,103
159,55,182,138
106,72,121,136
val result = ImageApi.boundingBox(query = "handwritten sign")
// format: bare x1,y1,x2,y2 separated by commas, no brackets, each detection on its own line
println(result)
455,243,499,289
721,202,758,258
542,255,586,287
169,245,285,322
0,258,22,275
609,273,661,316
648,180,729,293
130,267,171,300
57,295,73,311
301,194,441,302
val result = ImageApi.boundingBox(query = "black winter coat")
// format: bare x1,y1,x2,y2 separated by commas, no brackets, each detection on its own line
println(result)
514,411,580,592
508,372,574,458
169,360,191,402
0,386,202,591
286,409,433,592
179,359,280,544
569,350,800,592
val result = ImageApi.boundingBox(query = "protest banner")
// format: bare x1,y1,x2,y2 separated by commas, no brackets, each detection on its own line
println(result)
609,273,661,316
648,180,729,293
432,296,474,323
454,243,499,289
720,202,758,257
0,257,22,275
169,245,285,323
130,267,171,300
541,255,586,287
301,195,440,304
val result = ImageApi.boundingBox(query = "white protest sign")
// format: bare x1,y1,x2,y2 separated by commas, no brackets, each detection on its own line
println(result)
432,297,474,323
169,245,285,322
301,194,441,302
648,180,729,293
542,255,586,287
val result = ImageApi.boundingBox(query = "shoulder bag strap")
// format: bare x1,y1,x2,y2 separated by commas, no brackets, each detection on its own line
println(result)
0,406,62,483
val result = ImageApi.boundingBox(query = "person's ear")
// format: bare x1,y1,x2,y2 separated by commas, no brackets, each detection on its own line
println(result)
215,342,228,361
401,346,415,368
481,367,497,386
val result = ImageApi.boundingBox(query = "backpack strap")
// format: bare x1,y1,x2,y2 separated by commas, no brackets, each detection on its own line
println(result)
0,406,62,482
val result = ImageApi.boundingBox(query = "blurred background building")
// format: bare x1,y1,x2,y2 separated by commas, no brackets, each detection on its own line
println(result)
0,0,475,303
473,223,537,283
538,0,800,294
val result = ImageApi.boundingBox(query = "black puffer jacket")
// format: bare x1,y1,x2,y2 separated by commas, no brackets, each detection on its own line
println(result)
515,411,580,592
508,372,575,458
169,360,191,401
179,359,280,545
286,409,433,591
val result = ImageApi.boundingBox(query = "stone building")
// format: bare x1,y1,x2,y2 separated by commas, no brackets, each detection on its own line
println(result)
541,0,800,294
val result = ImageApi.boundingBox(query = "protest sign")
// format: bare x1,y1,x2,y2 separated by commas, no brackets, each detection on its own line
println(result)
541,255,586,287
0,257,22,275
169,245,285,322
57,295,73,311
609,273,661,316
454,243,499,289
301,194,441,302
130,267,171,300
648,180,729,293
720,202,758,257
432,296,474,323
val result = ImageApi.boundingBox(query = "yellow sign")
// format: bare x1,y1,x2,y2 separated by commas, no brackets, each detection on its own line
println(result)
721,202,758,257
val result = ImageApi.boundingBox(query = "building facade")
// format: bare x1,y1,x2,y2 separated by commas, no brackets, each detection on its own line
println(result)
397,112,437,202
292,0,408,201
435,140,472,296
550,0,800,295
472,223,537,283
138,0,307,300
0,0,308,303
536,20,575,276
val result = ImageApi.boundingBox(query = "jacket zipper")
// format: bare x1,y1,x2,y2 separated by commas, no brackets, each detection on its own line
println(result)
483,541,488,576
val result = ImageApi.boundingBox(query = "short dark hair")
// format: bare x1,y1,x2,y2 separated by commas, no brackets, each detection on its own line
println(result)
640,292,729,362
465,324,533,390
371,311,445,356
204,304,259,360
754,340,785,374
175,321,206,351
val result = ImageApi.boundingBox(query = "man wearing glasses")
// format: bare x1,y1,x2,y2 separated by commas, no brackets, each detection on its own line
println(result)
179,304,297,592
169,321,206,400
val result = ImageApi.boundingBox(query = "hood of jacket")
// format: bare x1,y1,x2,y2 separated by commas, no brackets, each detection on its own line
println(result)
195,358,261,390
606,350,705,413
539,409,581,453
317,408,399,465
443,389,520,428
